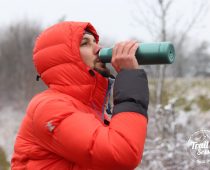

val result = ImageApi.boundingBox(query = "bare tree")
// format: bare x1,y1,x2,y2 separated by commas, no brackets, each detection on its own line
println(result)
130,1,210,169
0,20,46,107
190,41,210,77
131,0,208,105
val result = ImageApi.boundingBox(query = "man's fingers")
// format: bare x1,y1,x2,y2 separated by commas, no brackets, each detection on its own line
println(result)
111,40,139,72
129,42,139,57
123,40,138,55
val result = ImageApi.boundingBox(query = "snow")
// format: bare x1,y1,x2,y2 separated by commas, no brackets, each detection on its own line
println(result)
0,107,24,162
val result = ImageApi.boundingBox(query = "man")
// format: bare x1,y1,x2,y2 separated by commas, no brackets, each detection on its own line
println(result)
12,21,149,170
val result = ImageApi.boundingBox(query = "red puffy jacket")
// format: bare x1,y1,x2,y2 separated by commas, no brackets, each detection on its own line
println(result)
11,21,148,170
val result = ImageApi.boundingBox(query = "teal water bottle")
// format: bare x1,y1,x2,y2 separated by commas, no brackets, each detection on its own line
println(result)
99,42,175,65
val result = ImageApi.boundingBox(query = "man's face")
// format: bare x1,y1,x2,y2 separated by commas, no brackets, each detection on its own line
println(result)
80,33,110,77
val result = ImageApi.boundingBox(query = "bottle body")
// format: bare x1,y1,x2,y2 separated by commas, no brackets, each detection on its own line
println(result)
99,42,175,65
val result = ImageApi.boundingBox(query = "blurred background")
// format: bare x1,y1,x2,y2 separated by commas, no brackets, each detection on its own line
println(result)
0,0,210,169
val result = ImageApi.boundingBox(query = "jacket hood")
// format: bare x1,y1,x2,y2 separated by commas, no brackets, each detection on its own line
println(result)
33,21,108,113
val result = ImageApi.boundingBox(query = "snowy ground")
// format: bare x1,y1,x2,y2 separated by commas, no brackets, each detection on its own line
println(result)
1,106,209,169
0,107,24,162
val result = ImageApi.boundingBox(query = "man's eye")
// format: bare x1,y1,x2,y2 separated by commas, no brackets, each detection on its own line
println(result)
81,42,88,46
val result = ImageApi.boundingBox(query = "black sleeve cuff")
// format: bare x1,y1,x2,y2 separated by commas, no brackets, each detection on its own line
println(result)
112,69,149,119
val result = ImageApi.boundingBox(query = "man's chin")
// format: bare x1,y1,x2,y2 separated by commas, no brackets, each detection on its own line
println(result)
94,66,111,78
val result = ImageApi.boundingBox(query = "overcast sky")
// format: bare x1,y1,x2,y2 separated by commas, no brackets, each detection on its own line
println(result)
1,0,210,45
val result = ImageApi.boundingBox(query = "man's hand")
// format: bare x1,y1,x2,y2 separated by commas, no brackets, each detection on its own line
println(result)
111,40,139,72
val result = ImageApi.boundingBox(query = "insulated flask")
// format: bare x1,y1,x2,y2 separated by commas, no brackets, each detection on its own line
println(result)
99,42,175,65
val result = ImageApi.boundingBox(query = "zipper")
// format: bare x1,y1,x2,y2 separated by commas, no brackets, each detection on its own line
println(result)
101,78,115,119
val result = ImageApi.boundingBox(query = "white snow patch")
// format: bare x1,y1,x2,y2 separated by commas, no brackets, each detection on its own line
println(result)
0,107,25,162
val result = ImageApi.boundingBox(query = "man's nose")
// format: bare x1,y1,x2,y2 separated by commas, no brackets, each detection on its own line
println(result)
93,44,102,55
